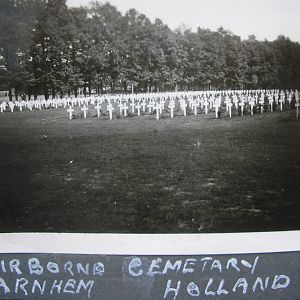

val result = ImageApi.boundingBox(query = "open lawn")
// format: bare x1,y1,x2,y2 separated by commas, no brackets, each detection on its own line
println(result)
0,108,299,233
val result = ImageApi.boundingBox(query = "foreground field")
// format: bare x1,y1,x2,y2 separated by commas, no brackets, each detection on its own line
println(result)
0,108,299,233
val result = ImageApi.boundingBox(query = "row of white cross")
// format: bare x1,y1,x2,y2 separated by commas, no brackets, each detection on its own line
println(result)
1,89,299,120
65,89,300,120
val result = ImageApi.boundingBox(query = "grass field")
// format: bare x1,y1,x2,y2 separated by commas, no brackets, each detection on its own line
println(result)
0,106,299,233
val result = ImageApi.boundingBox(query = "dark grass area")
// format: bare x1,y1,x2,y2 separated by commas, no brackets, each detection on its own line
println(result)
0,107,300,233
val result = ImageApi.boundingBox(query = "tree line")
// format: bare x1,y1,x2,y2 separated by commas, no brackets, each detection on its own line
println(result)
1,0,300,100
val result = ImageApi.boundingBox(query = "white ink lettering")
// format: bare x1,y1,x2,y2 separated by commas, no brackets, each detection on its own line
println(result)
204,278,215,296
162,260,182,275
28,258,44,275
64,262,74,276
201,257,212,272
0,261,6,273
148,258,162,276
0,277,10,294
264,277,270,289
233,278,248,294
9,259,22,274
251,256,259,274
226,258,240,272
50,280,63,295
63,279,76,294
217,279,229,295
271,275,290,290
32,280,46,295
182,259,196,274
15,278,28,295
128,257,143,277
164,280,181,300
47,262,59,274
252,277,264,292
77,263,89,275
211,260,222,272
187,282,200,296
76,279,94,298
93,262,104,276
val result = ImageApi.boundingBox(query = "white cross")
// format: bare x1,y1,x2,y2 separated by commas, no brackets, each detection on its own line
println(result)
279,98,284,111
269,98,274,112
142,100,146,112
259,98,264,114
204,99,209,114
95,103,101,117
118,102,123,116
233,99,239,115
81,105,88,118
67,106,74,120
136,102,141,116
130,101,135,114
168,100,175,118
239,101,245,116
193,100,198,116
154,102,160,120
107,103,114,120
123,102,128,117
295,102,299,119
181,101,187,116
228,101,233,118
209,97,214,109
249,100,255,115
9,102,15,112
214,100,220,118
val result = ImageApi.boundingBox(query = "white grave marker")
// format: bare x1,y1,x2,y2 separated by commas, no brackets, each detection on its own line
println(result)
136,102,141,116
269,97,274,112
228,101,232,118
239,100,245,116
154,102,160,120
67,106,74,120
95,103,101,117
130,101,135,114
81,105,88,118
8,101,15,112
181,101,187,116
279,98,284,111
168,100,175,118
249,98,255,115
204,99,209,114
123,102,128,117
107,103,114,120
213,100,220,118
295,101,299,119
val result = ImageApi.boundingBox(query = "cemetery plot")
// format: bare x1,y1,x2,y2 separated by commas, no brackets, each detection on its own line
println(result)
0,106,299,233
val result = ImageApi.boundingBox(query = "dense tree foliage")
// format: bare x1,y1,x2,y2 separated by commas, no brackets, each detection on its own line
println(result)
1,0,300,100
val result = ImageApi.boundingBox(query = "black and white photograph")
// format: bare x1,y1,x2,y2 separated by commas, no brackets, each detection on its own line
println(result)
0,0,300,234
0,1,300,299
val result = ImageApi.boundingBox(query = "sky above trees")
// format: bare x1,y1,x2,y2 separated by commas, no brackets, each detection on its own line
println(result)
67,0,300,42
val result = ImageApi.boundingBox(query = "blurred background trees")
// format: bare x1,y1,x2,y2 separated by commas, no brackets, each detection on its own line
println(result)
1,0,300,99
